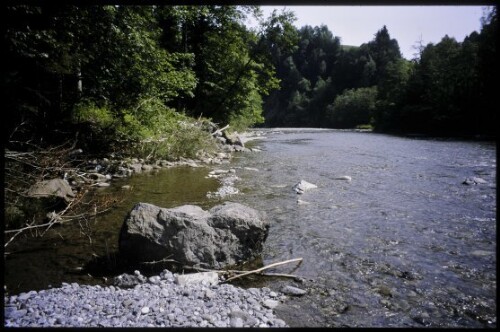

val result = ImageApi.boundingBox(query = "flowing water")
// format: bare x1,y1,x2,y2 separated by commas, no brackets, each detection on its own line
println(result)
4,129,497,327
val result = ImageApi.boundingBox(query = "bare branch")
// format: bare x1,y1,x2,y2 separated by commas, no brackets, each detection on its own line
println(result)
222,258,303,283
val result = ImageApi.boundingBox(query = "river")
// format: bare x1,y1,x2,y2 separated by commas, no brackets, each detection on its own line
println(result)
4,129,496,327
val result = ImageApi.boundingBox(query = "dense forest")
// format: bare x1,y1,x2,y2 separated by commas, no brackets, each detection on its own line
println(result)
262,7,498,136
3,5,498,157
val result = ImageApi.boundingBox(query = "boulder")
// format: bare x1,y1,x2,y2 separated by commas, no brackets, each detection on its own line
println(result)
223,131,245,147
27,178,75,203
119,202,269,269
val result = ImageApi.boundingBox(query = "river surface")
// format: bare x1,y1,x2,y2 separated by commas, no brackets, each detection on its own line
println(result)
4,129,497,327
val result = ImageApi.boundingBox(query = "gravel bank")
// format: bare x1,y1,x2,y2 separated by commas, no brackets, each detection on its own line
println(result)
4,269,287,327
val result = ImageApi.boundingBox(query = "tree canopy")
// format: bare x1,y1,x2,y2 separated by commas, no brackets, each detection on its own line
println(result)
3,4,497,150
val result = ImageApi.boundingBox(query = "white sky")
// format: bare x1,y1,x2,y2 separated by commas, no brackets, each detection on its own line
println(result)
247,6,486,59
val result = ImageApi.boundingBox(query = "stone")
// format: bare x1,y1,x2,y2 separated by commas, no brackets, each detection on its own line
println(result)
113,273,147,288
229,310,257,327
119,202,269,269
129,163,143,173
471,250,494,256
230,317,244,328
223,131,245,147
175,272,219,286
293,180,318,194
463,177,487,185
141,164,153,172
27,178,75,202
281,285,306,296
263,299,279,309
141,307,150,314
88,172,108,182
210,169,229,175
335,175,352,181
148,276,161,284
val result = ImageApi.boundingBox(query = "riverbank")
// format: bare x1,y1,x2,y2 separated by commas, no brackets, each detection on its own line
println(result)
4,129,290,328
4,269,288,327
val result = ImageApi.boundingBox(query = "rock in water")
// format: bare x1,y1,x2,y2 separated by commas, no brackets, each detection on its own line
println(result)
462,177,487,185
27,178,75,202
223,131,245,147
119,202,269,269
293,180,318,194
335,175,352,182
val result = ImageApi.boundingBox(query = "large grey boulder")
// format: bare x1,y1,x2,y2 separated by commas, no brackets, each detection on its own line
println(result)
119,202,269,269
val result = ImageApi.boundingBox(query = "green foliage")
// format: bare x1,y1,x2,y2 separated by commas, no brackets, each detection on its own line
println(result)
355,124,374,130
326,86,378,128
5,4,496,147
72,100,115,129
114,97,217,160
263,23,341,127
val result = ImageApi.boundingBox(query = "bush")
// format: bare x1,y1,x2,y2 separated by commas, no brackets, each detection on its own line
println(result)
71,97,217,160
326,86,378,128
116,97,217,160
71,100,115,130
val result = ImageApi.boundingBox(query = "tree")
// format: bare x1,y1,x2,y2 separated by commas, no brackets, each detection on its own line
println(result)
326,86,378,129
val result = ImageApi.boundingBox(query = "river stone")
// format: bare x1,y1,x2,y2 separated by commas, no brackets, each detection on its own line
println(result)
113,272,147,288
119,202,269,269
27,178,75,202
462,176,487,185
223,131,245,147
281,285,307,296
129,163,143,173
263,299,279,309
175,272,219,286
293,180,318,194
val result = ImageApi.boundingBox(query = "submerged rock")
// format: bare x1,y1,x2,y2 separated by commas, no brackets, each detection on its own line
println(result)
293,180,318,194
335,175,352,182
119,202,269,269
462,177,487,185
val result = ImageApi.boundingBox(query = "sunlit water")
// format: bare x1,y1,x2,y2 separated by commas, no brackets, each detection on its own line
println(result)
4,129,496,327
228,129,496,327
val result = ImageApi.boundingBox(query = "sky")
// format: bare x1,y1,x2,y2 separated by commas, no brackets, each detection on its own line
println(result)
246,6,486,59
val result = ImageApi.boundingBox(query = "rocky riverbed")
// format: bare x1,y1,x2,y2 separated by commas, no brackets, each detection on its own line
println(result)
4,269,289,327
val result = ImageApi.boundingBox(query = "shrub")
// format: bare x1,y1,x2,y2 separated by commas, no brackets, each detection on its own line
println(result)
326,86,378,128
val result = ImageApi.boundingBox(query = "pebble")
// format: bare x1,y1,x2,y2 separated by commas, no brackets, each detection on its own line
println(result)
263,299,279,309
281,285,307,296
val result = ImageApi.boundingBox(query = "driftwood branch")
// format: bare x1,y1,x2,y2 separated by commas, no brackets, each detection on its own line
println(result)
135,257,305,283
140,257,179,265
259,272,306,282
222,257,303,283
211,125,230,136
